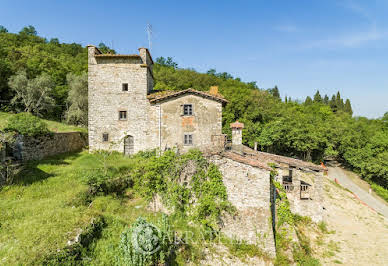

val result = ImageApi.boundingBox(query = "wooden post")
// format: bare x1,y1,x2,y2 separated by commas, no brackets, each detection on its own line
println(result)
254,142,258,151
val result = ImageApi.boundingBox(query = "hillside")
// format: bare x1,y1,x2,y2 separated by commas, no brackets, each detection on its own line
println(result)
1,27,386,196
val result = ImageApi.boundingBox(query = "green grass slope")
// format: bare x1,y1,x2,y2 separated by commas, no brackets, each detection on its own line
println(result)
0,112,87,133
0,151,156,265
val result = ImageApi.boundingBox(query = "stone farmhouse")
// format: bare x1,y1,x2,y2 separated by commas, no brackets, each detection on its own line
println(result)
87,45,226,154
87,45,325,257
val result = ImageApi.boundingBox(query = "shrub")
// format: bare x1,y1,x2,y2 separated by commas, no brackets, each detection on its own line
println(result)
117,215,175,266
83,169,133,196
5,112,49,136
370,183,388,203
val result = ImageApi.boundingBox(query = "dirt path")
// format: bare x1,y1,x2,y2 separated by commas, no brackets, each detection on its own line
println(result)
322,177,388,265
328,167,388,218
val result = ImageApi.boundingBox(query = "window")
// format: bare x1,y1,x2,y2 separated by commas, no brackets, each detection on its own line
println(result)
184,134,193,145
102,133,109,142
122,83,128,91
119,111,127,120
183,104,193,116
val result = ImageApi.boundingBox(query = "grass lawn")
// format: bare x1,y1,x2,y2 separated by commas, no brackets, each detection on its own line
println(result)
0,151,159,265
0,112,87,133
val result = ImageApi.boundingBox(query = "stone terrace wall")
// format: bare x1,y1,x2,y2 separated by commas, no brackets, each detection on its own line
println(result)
13,132,86,161
209,154,276,258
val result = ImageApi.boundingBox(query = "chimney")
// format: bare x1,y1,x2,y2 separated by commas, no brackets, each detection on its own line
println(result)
230,120,244,153
209,86,219,95
87,44,100,65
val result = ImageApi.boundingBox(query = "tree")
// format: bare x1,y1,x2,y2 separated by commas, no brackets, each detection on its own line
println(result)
344,99,353,115
323,94,329,104
268,86,280,99
65,73,88,126
0,25,8,33
98,42,116,54
305,96,313,105
330,95,337,112
156,56,178,69
313,90,322,103
19,25,37,36
8,71,55,116
336,91,344,111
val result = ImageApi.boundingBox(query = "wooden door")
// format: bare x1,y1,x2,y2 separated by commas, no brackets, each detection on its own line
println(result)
124,135,134,156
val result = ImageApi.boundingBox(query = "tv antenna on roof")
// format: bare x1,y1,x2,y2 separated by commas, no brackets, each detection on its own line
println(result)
146,23,153,51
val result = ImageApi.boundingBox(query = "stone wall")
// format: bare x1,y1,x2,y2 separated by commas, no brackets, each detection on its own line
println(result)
209,154,276,258
13,132,86,161
277,168,324,222
156,94,223,153
88,46,157,154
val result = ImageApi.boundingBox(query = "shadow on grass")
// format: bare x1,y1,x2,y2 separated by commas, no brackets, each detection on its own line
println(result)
13,151,83,185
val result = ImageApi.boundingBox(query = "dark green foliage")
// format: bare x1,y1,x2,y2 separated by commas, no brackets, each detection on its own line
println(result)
83,168,133,196
268,86,281,99
5,112,49,136
305,96,313,105
0,25,7,33
313,90,322,103
131,149,234,229
117,215,174,266
156,56,178,68
0,26,87,119
98,42,116,54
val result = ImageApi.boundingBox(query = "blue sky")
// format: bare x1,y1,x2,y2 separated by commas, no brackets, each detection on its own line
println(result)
1,0,387,118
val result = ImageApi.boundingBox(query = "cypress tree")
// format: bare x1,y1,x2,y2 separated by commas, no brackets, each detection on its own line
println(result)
330,95,337,112
323,94,329,105
305,96,313,105
272,86,280,99
313,90,322,103
344,99,353,115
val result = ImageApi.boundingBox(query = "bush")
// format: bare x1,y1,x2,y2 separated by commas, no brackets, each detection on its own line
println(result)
371,183,388,203
84,169,133,196
5,112,49,136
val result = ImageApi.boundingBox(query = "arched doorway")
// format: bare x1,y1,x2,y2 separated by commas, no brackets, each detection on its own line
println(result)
124,135,134,156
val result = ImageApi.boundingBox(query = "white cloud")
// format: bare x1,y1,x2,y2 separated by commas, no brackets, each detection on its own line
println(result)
304,26,387,49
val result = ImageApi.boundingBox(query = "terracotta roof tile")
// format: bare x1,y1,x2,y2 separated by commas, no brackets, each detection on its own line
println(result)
222,151,273,171
242,146,324,172
147,88,228,104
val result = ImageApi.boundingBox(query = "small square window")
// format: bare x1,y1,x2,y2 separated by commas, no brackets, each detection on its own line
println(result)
183,104,193,116
122,83,128,91
119,111,127,120
102,133,109,142
184,134,193,145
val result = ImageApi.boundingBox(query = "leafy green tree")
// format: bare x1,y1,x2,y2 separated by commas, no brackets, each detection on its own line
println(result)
8,71,55,116
65,73,88,126
268,86,280,99
19,25,37,36
156,56,178,68
97,42,116,54
0,25,8,33
313,90,322,103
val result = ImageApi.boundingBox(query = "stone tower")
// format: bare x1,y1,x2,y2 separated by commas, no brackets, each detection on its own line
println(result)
87,45,156,154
